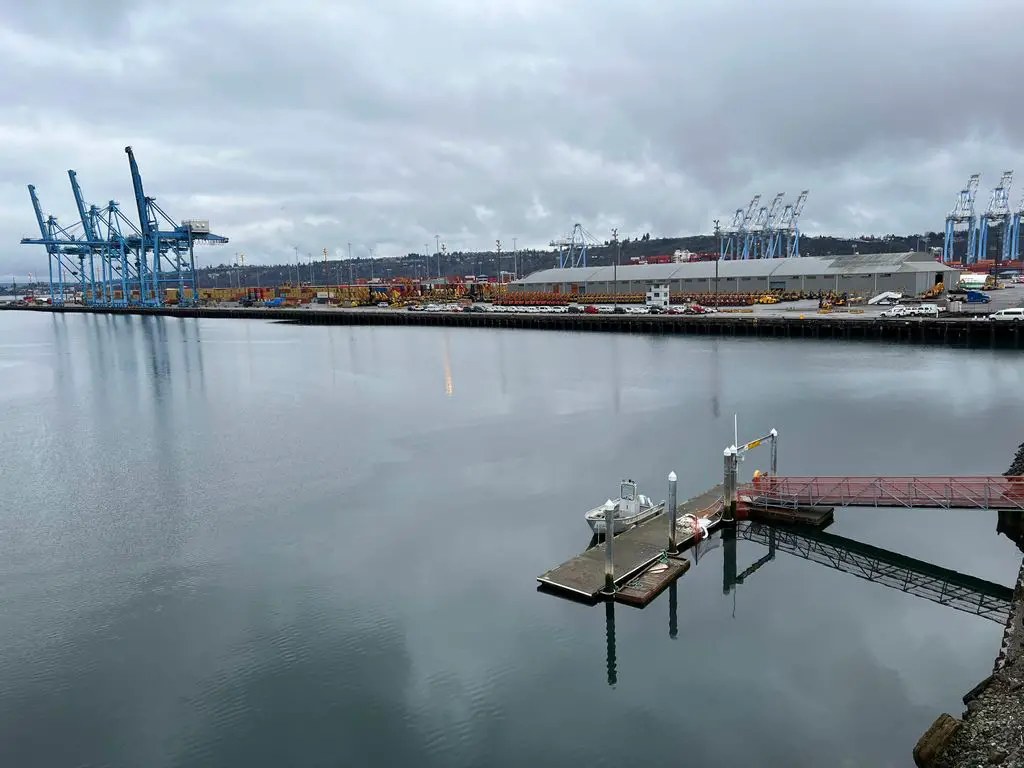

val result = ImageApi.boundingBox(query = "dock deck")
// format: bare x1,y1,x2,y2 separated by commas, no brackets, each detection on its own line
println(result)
537,484,723,601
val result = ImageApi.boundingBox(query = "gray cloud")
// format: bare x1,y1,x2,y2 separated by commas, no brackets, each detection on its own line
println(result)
2,0,1023,277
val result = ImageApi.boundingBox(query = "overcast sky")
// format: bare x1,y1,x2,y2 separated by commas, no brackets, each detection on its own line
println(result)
2,0,1023,277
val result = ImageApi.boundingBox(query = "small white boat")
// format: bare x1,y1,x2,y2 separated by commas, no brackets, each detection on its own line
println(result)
585,479,665,535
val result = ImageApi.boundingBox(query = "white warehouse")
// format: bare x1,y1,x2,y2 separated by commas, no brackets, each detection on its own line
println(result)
509,252,960,297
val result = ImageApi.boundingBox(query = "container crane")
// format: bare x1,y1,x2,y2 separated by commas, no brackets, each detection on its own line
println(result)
720,206,745,260
764,193,789,259
743,203,769,259
21,147,227,307
785,190,809,257
942,174,981,263
1010,193,1024,264
974,171,1014,264
123,146,227,306
550,223,597,268
738,195,761,259
21,185,90,305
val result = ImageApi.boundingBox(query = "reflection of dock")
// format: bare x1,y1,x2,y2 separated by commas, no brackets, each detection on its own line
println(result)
732,521,1014,624
537,485,723,602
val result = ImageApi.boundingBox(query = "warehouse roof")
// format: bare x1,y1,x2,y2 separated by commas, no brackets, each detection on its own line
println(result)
513,252,957,284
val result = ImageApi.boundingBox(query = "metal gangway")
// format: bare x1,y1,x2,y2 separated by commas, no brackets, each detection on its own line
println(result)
738,476,1024,512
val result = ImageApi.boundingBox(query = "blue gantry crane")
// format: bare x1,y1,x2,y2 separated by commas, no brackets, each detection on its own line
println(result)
942,173,981,264
783,190,808,258
1010,193,1024,264
721,190,807,259
550,223,598,268
21,146,227,306
719,205,745,260
973,171,1014,264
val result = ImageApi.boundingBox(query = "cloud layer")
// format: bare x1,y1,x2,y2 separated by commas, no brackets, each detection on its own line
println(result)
2,0,1023,276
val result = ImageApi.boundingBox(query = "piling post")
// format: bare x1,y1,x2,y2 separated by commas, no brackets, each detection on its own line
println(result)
667,471,678,553
769,428,778,476
602,500,616,595
723,447,738,522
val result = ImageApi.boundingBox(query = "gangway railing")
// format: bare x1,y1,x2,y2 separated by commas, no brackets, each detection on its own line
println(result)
736,522,1013,624
739,476,1024,511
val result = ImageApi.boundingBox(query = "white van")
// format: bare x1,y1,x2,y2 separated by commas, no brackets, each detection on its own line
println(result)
988,308,1024,322
913,303,940,317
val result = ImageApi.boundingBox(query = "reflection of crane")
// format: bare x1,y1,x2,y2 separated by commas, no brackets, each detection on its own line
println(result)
726,522,1013,624
550,223,599,268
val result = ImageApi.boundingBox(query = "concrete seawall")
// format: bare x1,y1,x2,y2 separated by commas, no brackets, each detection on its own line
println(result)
6,304,1024,349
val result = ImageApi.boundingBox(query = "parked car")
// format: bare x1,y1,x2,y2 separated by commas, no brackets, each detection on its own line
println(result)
989,308,1024,322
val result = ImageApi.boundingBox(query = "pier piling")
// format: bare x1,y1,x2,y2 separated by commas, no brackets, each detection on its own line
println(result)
724,448,738,522
602,501,616,595
668,471,678,553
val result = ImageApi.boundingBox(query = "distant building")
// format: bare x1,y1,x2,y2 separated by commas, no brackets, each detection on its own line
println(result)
509,252,959,297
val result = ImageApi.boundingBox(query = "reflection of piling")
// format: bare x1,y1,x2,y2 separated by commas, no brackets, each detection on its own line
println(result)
669,581,678,640
668,471,678,553
722,523,737,594
605,600,617,687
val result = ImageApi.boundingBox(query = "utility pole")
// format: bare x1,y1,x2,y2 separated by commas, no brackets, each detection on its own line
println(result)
435,234,441,278
713,219,721,307
612,228,619,311
348,242,353,285
512,237,518,279
496,239,502,283
293,246,299,287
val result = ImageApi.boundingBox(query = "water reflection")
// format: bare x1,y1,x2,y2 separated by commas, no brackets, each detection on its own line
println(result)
592,517,1013,689
442,334,454,397
604,599,617,687
731,522,1014,625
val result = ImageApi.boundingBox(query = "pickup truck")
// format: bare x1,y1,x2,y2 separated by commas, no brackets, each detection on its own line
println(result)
948,289,991,304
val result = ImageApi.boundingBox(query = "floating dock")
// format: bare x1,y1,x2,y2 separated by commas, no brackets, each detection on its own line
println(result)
742,503,834,527
537,484,723,602
615,556,691,607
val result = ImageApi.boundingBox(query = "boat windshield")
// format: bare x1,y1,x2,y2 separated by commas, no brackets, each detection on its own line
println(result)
620,482,636,501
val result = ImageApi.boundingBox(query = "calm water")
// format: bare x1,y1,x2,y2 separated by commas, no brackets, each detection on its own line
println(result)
1,312,1023,767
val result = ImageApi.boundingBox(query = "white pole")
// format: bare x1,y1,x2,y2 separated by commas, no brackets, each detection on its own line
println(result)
603,500,616,595
668,471,678,553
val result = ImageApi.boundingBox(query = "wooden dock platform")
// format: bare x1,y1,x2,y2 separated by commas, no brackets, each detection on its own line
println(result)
537,484,723,601
615,555,692,607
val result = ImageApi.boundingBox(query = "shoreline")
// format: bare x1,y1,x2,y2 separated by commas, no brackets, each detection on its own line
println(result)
916,446,1024,767
5,303,1024,350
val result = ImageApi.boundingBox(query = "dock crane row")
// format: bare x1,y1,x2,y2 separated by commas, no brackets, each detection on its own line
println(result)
20,146,228,307
718,190,809,260
943,171,1022,266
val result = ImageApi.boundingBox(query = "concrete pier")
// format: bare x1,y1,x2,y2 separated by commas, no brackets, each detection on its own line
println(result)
7,304,1024,350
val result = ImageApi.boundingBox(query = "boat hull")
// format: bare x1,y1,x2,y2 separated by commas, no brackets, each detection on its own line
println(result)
586,502,665,535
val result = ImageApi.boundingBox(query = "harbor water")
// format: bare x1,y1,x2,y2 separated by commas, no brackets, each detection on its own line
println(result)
1,310,1022,767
